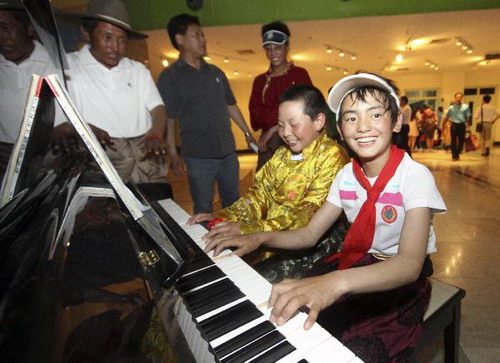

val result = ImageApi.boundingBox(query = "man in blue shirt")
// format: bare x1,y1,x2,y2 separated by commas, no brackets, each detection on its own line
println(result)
446,92,471,161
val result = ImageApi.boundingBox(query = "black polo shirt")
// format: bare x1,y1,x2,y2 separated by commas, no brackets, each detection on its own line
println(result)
158,59,237,158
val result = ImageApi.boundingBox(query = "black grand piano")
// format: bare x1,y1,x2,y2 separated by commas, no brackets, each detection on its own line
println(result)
0,3,359,362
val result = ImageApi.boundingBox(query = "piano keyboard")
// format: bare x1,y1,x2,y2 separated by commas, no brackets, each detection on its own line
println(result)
157,199,362,363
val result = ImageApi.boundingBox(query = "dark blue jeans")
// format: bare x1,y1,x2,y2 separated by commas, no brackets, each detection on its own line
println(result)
451,122,466,159
184,153,240,214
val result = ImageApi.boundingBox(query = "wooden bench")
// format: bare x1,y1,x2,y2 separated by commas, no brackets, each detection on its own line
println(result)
419,279,466,363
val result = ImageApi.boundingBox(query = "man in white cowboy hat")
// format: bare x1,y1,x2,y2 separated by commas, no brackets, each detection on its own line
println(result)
0,0,64,181
53,0,170,185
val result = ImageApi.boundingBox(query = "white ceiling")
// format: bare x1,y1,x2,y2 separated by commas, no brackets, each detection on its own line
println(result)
144,8,500,83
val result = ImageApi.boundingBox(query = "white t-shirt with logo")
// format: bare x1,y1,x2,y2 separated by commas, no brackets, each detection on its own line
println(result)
327,153,446,254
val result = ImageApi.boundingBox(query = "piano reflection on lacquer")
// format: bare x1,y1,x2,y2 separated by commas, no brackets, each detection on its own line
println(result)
0,74,361,363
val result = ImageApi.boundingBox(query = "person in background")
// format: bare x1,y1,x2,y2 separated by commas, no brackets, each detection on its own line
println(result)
446,92,471,161
0,0,63,180
204,73,446,361
249,21,312,170
157,14,257,214
188,84,349,282
52,0,170,185
474,95,499,157
408,107,420,152
421,105,438,152
436,106,444,146
397,95,412,155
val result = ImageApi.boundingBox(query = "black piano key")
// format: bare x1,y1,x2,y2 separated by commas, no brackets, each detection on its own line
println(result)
213,321,275,358
187,280,242,311
184,278,237,306
176,266,225,293
200,300,263,341
184,253,214,274
247,340,296,363
221,330,286,363
217,324,282,362
192,289,246,317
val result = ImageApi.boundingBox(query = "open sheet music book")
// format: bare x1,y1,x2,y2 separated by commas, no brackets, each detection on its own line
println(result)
45,74,150,220
0,75,52,206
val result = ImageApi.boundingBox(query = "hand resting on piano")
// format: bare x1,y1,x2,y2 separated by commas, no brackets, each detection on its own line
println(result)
188,213,243,240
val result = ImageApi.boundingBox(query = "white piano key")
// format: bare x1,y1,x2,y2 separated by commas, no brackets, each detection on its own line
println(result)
348,356,365,362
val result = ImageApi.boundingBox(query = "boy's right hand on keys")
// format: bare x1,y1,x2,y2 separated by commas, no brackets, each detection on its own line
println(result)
187,213,214,225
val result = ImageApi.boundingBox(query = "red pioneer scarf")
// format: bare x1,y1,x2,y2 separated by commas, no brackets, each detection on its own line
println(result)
325,145,405,269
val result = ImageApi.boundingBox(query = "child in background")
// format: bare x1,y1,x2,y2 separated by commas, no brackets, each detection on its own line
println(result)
188,84,350,282
205,73,447,361
421,105,438,151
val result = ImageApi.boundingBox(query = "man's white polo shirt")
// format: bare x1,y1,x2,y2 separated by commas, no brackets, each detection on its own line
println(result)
66,45,163,138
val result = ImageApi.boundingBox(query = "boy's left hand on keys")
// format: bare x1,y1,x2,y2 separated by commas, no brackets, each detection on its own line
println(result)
204,230,262,257
202,221,241,241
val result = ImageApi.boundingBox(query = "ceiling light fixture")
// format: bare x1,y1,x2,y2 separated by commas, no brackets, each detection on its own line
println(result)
223,57,229,63
395,53,403,62
324,44,356,60
326,65,332,71
161,59,169,67
424,59,439,70
455,37,474,55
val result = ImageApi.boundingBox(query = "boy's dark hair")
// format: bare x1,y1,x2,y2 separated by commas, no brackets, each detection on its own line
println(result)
279,84,327,121
338,72,400,126
483,95,491,103
167,13,200,50
261,21,290,41
400,95,408,104
438,106,443,112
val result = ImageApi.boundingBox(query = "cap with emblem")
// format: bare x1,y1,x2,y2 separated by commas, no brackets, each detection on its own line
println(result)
262,30,288,46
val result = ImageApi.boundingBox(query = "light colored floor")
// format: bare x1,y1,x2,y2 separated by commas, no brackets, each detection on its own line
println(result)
414,147,500,363
168,146,500,363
